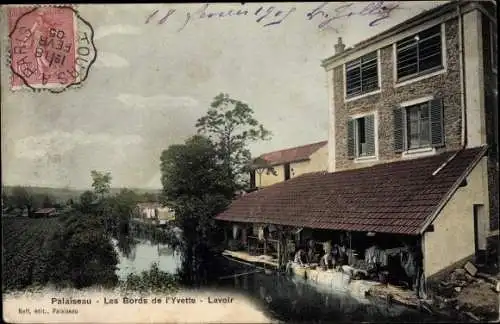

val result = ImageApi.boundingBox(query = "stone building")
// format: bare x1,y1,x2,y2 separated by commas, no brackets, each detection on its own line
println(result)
216,0,498,291
322,0,498,238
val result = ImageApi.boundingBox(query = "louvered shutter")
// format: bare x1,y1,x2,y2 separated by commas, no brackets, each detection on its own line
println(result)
393,108,404,152
365,114,376,156
430,98,444,147
347,119,355,159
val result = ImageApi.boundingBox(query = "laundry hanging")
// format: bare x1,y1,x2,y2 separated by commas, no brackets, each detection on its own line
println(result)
232,224,239,240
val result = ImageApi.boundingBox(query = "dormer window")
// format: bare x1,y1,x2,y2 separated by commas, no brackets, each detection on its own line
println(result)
345,51,379,98
396,25,443,81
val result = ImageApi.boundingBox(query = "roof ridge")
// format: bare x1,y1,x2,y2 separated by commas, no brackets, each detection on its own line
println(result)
258,140,327,157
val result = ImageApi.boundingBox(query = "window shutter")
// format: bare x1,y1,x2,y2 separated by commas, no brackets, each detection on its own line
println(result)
347,119,355,159
365,114,376,156
393,108,404,152
430,98,444,147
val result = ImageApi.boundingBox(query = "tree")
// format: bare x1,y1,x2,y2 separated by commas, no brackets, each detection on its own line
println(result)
91,170,112,198
160,135,232,248
41,213,119,289
195,93,272,191
108,188,140,235
10,186,35,217
141,192,158,203
78,190,97,214
42,195,54,208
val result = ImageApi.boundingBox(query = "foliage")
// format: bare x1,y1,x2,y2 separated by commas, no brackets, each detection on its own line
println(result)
91,170,112,198
120,262,178,293
160,135,232,248
77,190,97,213
196,93,272,190
41,194,54,208
139,192,159,203
8,186,36,216
105,188,140,235
40,213,119,289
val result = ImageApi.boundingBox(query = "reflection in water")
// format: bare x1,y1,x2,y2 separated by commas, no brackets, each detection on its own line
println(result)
220,272,443,323
113,234,448,323
112,237,182,280
115,235,138,261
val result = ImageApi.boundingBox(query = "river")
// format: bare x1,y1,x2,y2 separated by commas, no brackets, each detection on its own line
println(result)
112,234,450,323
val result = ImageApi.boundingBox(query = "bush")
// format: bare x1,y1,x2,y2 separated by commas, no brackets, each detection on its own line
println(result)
121,263,178,293
42,213,119,289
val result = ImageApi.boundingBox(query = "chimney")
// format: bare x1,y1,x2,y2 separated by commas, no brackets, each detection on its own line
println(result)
334,37,345,55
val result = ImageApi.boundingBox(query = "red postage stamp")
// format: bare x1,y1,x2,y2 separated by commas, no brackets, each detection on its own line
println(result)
7,6,96,93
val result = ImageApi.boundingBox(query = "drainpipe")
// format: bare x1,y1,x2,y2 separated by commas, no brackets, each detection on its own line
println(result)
458,3,468,150
432,3,468,177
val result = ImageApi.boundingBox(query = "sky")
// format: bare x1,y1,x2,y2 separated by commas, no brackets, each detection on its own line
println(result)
1,2,445,189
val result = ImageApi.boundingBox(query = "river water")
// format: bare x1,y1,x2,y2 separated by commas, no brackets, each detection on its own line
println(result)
112,236,448,323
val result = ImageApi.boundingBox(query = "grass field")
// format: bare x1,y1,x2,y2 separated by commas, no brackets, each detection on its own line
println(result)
2,217,62,291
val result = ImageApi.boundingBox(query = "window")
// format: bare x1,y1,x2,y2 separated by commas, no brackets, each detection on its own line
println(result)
348,114,375,159
345,51,379,98
393,98,444,152
396,25,443,80
406,103,431,149
491,21,497,71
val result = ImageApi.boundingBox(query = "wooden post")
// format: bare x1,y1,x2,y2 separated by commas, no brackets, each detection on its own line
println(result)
348,231,352,266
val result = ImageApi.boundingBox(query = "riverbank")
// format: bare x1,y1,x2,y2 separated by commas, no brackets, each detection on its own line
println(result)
425,265,499,322
220,249,499,321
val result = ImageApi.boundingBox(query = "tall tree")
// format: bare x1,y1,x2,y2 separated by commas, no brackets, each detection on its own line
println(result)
195,93,272,191
91,170,112,198
161,135,232,248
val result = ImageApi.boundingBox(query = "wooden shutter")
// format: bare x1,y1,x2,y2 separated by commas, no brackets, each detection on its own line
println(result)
430,98,444,147
347,119,355,159
393,108,404,152
365,114,376,156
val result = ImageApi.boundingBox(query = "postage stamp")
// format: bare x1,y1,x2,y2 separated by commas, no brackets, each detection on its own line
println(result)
7,5,96,93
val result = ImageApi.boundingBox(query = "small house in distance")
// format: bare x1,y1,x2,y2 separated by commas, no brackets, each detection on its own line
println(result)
250,140,328,188
33,208,57,218
135,202,175,225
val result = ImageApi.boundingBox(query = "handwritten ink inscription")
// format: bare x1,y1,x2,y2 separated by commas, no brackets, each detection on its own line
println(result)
306,2,401,30
145,2,400,32
146,4,297,32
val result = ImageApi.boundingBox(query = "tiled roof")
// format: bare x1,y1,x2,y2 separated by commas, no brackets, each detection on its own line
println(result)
216,147,487,235
257,141,327,166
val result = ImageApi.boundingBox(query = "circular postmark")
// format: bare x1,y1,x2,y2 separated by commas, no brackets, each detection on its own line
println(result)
8,6,97,93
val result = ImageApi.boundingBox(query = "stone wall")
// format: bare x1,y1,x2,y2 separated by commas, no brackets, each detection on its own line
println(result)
332,19,462,171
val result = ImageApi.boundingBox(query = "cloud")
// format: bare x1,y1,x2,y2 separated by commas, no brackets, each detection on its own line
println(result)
94,24,142,40
116,94,199,110
94,52,130,68
15,130,143,160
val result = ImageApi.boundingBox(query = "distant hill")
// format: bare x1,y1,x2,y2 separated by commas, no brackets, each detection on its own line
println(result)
2,186,162,203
